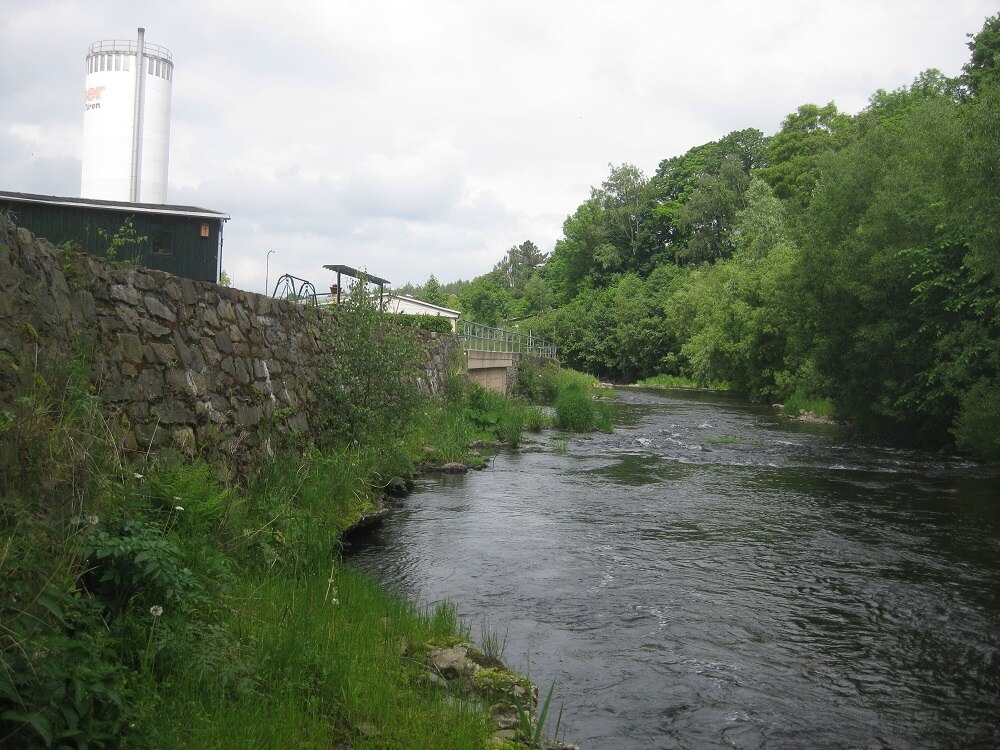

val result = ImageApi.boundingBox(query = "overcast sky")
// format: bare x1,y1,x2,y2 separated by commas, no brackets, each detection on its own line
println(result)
1,1,995,293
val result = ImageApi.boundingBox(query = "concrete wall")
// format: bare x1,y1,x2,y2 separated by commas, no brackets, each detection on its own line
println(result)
0,216,462,477
466,350,553,397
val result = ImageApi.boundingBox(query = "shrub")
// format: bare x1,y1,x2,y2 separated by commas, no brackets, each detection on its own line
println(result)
393,313,454,334
954,377,1000,462
319,279,423,446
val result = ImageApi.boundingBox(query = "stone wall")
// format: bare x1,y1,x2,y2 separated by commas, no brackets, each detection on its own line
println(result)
0,217,462,476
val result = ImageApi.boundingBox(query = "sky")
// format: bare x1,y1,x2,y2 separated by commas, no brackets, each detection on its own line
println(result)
1,1,995,294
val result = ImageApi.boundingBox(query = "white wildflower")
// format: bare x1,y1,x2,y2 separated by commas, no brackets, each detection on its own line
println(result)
133,472,144,480
174,506,184,512
86,514,99,526
149,605,163,618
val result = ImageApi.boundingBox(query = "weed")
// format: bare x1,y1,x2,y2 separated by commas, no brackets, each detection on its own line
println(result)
515,678,563,748
479,617,509,663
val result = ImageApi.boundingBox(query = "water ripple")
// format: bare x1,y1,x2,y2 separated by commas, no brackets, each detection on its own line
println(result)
349,389,1000,750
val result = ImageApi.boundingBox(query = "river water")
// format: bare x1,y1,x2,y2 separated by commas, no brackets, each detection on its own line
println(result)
347,389,1000,749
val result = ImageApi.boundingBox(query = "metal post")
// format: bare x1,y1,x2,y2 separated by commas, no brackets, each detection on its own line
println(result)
130,28,146,202
265,249,275,295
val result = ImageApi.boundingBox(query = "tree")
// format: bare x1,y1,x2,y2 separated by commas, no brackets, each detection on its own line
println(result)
758,102,852,208
675,155,750,264
457,277,514,327
797,94,976,440
493,240,548,295
319,277,423,445
962,13,1000,96
642,129,766,268
418,274,448,306
591,163,649,259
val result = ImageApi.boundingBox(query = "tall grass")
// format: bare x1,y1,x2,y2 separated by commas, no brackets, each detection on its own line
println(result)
638,373,730,390
538,365,613,433
0,358,511,748
153,568,491,749
783,389,837,420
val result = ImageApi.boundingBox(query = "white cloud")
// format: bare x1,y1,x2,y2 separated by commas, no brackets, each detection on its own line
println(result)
0,0,995,290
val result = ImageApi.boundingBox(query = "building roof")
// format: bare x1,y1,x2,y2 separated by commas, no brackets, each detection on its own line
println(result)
391,294,461,317
0,190,229,221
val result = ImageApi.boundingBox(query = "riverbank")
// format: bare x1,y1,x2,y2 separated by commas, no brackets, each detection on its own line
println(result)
0,356,606,747
349,387,1000,749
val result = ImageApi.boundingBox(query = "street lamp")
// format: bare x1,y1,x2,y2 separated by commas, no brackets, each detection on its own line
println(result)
265,250,275,295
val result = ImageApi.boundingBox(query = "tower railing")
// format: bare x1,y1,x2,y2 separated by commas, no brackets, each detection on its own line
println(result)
462,320,557,359
88,39,173,61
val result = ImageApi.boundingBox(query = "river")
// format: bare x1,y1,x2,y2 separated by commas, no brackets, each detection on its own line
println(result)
347,388,1000,749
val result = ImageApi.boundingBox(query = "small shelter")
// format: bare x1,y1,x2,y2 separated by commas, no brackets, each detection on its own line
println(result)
322,264,390,305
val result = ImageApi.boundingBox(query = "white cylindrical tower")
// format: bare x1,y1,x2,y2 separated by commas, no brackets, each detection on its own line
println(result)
81,28,173,204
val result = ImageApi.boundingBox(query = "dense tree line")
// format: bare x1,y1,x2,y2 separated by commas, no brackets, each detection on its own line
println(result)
415,16,1000,460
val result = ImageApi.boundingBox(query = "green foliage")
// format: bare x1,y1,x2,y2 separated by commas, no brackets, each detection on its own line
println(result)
783,390,837,420
393,313,454,333
319,278,423,445
514,679,563,749
97,216,146,263
758,102,854,208
146,459,230,530
83,518,203,615
514,358,541,399
463,383,530,448
639,374,729,390
953,377,1000,462
457,276,515,326
537,366,612,432
962,13,1000,96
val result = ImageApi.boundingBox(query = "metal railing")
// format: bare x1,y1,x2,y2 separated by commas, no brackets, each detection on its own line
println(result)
270,274,317,306
463,320,557,359
88,39,173,61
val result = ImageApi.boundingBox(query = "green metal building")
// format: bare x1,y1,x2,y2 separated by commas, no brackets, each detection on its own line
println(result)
0,190,229,283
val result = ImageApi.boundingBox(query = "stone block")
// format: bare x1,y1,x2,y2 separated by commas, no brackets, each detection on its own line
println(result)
152,401,195,425
218,298,235,322
215,330,233,354
145,295,177,322
235,405,261,427
133,270,159,291
139,318,171,338
136,368,165,399
146,342,178,366
180,278,199,305
110,284,140,305
118,332,143,364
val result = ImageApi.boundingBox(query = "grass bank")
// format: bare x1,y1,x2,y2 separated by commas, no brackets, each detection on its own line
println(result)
0,359,600,749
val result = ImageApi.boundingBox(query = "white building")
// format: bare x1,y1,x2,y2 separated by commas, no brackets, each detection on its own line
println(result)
384,295,461,332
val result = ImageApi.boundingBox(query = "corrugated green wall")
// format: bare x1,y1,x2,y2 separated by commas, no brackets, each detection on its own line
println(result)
0,200,221,282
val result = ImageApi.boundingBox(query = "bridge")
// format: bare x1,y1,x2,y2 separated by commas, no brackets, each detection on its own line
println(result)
268,273,558,394
463,321,558,394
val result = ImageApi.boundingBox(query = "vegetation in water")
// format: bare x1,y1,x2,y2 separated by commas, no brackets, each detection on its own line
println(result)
638,374,730,391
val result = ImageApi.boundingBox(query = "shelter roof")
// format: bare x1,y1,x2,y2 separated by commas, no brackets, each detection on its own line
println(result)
323,264,390,287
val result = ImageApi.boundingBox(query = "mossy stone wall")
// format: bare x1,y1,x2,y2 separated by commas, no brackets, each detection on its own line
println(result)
0,217,461,476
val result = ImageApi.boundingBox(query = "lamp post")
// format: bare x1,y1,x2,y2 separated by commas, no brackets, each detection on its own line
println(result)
265,250,275,296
